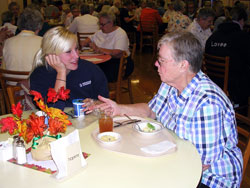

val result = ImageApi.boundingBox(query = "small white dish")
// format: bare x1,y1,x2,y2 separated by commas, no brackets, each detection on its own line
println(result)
133,121,163,135
97,132,121,145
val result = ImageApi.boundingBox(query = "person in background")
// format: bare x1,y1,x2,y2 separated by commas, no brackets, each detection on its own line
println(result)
108,0,121,16
91,31,243,188
64,4,80,28
186,1,196,20
205,6,250,108
137,1,163,33
157,0,166,17
134,1,147,22
0,27,12,57
30,26,109,110
186,7,215,50
69,4,99,34
44,1,60,20
8,2,20,26
1,11,17,35
2,8,43,77
166,0,191,33
162,1,174,23
120,0,137,33
81,12,133,83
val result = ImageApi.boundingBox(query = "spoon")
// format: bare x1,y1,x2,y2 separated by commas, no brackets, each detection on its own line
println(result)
124,114,143,131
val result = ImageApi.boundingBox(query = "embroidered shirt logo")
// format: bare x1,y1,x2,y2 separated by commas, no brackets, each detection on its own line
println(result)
79,80,91,87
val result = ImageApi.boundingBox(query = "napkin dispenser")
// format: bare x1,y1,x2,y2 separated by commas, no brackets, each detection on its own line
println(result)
0,138,13,161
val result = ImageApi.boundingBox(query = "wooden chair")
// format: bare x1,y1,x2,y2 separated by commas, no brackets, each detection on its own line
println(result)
202,53,230,96
0,89,5,115
109,51,134,104
139,20,159,55
235,113,250,182
7,86,25,106
77,32,95,50
0,68,30,114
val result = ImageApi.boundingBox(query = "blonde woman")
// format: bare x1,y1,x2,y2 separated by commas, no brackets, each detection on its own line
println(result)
30,26,109,110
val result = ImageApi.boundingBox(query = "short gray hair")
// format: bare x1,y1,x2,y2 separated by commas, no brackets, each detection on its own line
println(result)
197,7,215,19
98,12,116,25
157,32,203,73
17,8,43,32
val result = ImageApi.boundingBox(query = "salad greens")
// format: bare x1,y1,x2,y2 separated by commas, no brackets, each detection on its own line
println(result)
147,123,155,130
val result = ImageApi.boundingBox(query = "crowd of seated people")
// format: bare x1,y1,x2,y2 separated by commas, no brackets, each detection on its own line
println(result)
0,0,249,110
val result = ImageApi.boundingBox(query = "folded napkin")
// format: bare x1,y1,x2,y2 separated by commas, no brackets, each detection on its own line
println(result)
140,140,176,154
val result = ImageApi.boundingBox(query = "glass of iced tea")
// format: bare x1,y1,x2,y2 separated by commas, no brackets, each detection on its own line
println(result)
98,111,113,133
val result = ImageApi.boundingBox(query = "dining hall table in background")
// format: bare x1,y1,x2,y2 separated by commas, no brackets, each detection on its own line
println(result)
0,109,202,188
80,54,112,64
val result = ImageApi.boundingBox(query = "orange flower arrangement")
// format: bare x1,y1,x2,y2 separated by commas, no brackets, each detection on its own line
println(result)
0,87,72,143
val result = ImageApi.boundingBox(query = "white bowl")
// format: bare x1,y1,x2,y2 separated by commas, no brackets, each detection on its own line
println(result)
97,132,121,144
133,121,163,135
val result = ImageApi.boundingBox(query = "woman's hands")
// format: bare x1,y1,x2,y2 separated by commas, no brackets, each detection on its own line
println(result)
45,54,67,91
45,54,67,74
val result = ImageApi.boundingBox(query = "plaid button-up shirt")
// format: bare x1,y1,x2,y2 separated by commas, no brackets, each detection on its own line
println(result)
149,71,242,188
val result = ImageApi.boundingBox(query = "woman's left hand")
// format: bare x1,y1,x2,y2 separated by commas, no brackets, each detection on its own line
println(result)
45,54,67,74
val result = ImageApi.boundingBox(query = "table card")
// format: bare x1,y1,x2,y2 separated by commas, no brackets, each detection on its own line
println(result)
50,129,87,179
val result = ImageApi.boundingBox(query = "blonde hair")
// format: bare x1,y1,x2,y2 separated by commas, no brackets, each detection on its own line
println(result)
32,26,77,69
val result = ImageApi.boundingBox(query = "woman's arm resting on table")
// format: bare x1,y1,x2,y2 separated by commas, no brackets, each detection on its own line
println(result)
96,95,156,119
98,48,123,58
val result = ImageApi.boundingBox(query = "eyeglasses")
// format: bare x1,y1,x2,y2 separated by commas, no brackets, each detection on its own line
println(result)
99,21,110,27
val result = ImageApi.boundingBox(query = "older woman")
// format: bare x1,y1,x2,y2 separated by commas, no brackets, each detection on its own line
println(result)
2,8,43,76
166,0,191,33
30,26,109,110
81,12,133,82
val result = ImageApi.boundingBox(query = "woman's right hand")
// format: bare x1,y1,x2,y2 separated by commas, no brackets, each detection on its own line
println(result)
45,54,67,74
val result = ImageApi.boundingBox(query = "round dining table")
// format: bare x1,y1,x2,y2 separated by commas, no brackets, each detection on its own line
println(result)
80,54,111,64
0,110,202,188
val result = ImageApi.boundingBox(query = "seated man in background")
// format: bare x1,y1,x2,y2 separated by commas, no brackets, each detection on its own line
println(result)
8,2,20,26
1,11,17,35
81,12,133,83
205,6,250,107
187,7,215,50
93,32,243,188
69,4,99,34
2,8,43,77
64,4,80,29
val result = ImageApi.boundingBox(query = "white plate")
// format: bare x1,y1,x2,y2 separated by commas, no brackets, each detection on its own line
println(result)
97,132,121,145
133,121,163,135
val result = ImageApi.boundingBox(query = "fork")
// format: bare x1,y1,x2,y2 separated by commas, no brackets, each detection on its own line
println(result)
124,114,143,131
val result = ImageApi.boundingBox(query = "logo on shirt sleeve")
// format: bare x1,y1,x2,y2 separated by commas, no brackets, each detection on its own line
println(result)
79,80,91,87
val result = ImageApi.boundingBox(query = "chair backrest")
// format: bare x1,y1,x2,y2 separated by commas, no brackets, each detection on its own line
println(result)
109,51,133,103
0,68,30,114
77,32,95,50
202,53,230,95
235,113,250,181
7,86,24,106
140,20,159,34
